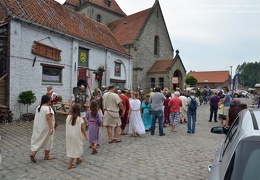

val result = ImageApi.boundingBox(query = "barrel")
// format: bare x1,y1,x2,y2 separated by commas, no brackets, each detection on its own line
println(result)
228,103,247,126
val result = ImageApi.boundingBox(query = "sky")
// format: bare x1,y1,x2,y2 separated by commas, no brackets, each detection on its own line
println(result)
55,0,260,77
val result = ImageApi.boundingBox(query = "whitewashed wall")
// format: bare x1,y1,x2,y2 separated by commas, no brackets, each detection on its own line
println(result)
9,20,131,119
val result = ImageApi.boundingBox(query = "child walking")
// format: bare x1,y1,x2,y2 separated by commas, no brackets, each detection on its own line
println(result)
86,100,102,154
66,103,88,169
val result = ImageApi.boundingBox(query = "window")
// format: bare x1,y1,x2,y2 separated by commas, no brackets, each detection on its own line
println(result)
32,41,61,61
96,14,101,22
78,48,89,67
114,62,121,77
151,78,155,88
159,77,164,89
107,0,111,7
41,64,64,83
154,36,160,55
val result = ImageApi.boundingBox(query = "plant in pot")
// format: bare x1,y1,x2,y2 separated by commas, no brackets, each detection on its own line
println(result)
18,90,37,120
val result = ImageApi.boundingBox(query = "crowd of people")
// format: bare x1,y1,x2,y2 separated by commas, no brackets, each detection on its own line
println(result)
30,84,244,169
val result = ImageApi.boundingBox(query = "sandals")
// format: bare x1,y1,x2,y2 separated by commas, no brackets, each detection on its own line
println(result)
92,147,98,155
113,138,122,143
30,152,36,163
108,139,113,144
132,134,137,137
68,164,77,169
121,132,127,135
76,158,82,164
44,156,55,160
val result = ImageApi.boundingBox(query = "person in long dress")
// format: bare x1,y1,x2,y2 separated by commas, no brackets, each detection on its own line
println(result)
30,95,55,163
179,93,188,124
87,100,102,154
141,94,152,131
66,103,88,169
163,93,171,126
128,92,146,136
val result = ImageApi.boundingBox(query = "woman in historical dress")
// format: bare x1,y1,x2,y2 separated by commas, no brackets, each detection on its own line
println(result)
87,100,102,154
128,92,146,136
163,93,171,126
66,103,88,169
141,94,152,131
30,95,55,163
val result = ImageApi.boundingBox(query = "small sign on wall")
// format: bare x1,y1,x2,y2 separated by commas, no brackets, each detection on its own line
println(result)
172,77,178,84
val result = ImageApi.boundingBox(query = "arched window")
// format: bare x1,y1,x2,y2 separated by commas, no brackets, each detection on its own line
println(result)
96,14,101,22
154,36,160,55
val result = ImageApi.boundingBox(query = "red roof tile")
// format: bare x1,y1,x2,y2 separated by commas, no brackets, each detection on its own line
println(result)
0,0,129,56
108,8,151,45
148,59,174,73
189,71,230,83
65,0,126,16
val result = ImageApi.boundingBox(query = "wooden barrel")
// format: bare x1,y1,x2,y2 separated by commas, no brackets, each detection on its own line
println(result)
228,103,247,126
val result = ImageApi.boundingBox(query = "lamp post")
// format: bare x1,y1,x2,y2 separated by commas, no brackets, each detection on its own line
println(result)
230,66,233,95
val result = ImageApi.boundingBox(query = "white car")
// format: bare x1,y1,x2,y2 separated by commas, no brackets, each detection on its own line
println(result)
208,109,260,180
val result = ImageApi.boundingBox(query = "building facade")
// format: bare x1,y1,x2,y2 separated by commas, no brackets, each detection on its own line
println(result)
0,0,131,118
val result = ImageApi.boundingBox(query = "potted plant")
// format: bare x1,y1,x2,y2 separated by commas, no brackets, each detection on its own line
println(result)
18,90,37,120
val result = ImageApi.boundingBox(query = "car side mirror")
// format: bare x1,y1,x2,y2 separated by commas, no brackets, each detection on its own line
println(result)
211,126,228,135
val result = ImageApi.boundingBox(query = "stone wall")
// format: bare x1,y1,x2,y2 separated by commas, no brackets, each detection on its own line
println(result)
130,4,174,90
78,5,124,24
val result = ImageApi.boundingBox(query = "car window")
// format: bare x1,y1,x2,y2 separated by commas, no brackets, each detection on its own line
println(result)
230,140,260,180
221,116,239,157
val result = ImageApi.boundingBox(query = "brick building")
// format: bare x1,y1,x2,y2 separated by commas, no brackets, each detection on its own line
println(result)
188,71,231,89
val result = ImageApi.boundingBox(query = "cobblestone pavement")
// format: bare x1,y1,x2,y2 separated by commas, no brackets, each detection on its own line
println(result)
0,98,253,180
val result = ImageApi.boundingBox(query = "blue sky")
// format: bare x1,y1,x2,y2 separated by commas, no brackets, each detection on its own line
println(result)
56,0,260,77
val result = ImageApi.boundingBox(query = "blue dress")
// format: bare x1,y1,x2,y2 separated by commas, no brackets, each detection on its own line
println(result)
141,101,152,130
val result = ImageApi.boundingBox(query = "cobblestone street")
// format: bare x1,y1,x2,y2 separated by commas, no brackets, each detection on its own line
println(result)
0,98,252,180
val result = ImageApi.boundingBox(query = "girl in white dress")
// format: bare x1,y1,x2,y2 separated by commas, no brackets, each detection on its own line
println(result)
128,92,146,136
30,95,55,163
66,103,88,169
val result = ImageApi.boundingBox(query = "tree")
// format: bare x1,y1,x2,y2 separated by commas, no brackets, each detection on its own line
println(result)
185,76,198,87
235,61,260,88
18,90,37,114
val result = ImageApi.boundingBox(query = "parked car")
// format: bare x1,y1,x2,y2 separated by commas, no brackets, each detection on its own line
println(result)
232,90,242,98
240,90,248,97
207,109,260,180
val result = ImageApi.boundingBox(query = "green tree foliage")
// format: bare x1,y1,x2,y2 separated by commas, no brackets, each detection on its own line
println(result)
235,61,260,88
185,76,198,87
18,90,37,114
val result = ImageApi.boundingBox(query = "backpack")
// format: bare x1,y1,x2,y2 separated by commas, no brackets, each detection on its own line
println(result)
189,97,197,111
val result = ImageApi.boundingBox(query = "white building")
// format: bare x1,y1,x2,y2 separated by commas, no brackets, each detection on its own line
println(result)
0,0,132,118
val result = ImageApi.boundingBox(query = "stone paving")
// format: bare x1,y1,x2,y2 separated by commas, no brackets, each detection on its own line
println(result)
0,98,253,180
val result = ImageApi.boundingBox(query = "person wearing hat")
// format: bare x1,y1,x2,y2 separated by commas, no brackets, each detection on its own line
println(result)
71,85,89,127
102,85,125,143
186,91,200,134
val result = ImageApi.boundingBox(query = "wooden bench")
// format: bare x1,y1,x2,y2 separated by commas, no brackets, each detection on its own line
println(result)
56,102,70,115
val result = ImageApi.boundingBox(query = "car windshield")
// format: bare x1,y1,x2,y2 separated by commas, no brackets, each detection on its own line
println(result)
231,139,260,180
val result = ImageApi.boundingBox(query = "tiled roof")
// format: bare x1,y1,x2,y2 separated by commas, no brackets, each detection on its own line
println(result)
108,8,151,45
0,0,129,56
189,71,230,83
65,0,126,16
148,59,174,73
